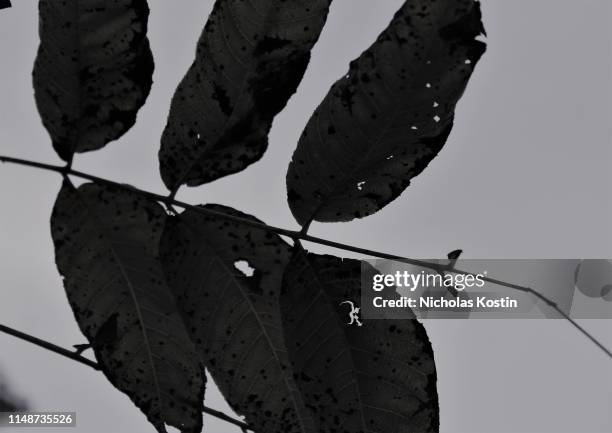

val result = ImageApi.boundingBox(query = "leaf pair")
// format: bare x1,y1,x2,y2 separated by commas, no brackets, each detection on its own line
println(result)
32,0,337,191
161,206,438,432
156,0,486,227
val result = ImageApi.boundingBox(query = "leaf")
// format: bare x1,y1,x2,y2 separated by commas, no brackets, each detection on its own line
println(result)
286,0,486,225
33,0,154,162
51,182,204,433
281,251,439,433
160,205,315,433
159,0,332,192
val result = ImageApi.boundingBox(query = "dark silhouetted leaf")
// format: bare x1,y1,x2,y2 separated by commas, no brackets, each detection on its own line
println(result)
51,182,204,433
159,0,332,192
281,250,439,432
33,0,154,162
0,1,11,11
161,205,315,433
287,0,486,225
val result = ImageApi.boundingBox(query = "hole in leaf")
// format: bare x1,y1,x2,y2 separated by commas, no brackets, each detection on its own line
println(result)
234,260,255,277
357,181,366,191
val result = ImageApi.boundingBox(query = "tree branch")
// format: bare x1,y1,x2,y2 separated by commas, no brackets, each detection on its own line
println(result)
0,322,251,431
0,323,99,370
201,406,249,431
1,154,610,361
0,155,436,269
471,274,612,358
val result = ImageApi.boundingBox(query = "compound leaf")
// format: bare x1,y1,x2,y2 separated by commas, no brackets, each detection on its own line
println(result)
34,0,154,161
51,182,204,433
159,0,332,192
287,0,486,225
160,205,315,432
281,250,439,432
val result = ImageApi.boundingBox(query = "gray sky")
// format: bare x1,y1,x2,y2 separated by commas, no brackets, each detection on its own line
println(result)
1,1,611,432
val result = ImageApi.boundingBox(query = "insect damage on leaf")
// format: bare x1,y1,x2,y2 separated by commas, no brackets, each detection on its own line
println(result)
161,205,316,433
51,181,204,433
33,0,154,161
281,250,439,433
159,0,332,192
287,0,487,225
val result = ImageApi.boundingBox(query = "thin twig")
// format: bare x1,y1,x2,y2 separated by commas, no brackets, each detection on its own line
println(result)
201,406,249,430
0,322,251,430
0,155,298,239
1,154,610,362
0,323,100,370
465,273,612,359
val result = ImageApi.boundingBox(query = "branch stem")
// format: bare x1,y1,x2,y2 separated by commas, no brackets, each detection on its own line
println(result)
0,155,437,269
1,154,610,362
201,406,249,430
472,274,612,358
0,323,99,370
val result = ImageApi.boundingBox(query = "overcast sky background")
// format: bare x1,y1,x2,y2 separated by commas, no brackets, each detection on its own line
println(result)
1,1,611,432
